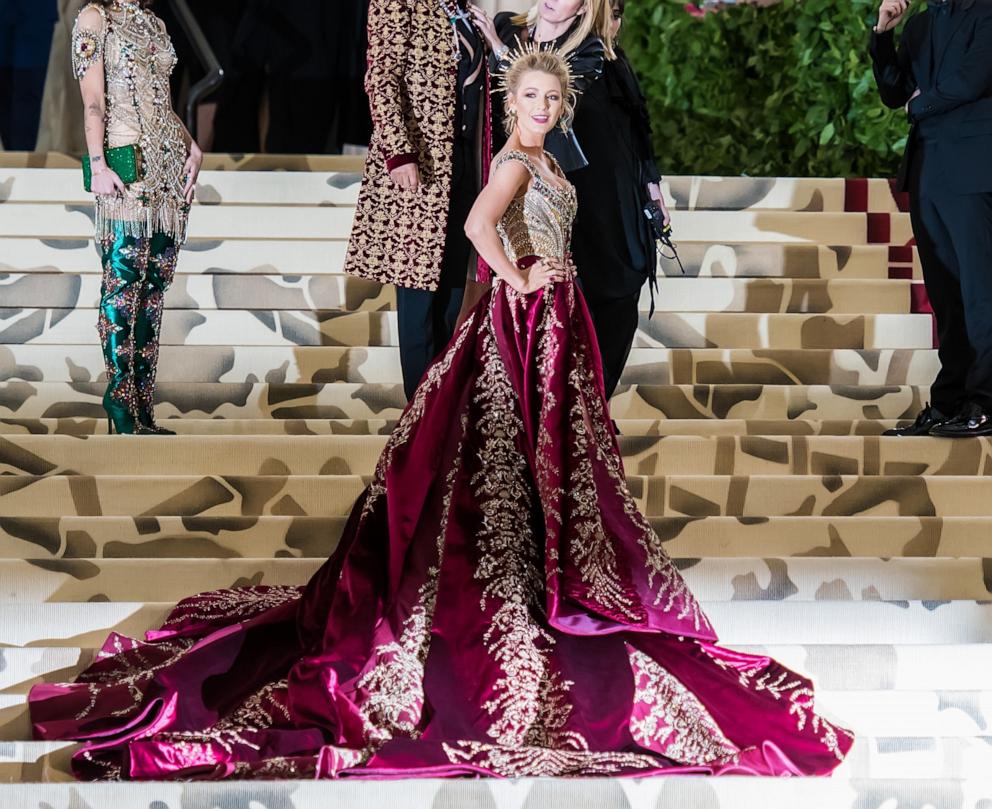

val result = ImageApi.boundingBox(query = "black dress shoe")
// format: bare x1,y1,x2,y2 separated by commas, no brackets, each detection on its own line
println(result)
882,403,951,436
929,402,992,437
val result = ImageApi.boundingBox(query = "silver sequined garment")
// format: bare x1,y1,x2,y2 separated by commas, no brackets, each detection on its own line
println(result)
72,2,190,243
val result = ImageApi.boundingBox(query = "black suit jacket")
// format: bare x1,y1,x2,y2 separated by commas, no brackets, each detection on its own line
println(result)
870,0,992,193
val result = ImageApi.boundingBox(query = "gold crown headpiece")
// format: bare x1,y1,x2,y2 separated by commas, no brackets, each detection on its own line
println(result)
491,38,580,133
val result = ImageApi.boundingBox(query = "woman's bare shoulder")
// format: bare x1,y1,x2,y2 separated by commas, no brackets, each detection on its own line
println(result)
75,4,107,30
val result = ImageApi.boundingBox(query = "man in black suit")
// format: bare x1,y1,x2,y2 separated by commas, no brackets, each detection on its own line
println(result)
871,0,992,436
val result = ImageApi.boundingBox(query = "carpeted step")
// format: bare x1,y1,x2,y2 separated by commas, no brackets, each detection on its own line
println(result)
0,435,387,477
665,176,848,212
1,776,992,806
603,419,906,436
2,310,934,350
6,643,990,694
633,313,931,350
0,151,365,171
0,741,75,784
0,418,400,436
0,417,907,437
661,243,889,278
1,169,850,211
0,474,988,518
648,516,992,557
0,237,891,279
631,474,992,518
0,236,350,275
0,557,988,604
652,278,910,314
0,382,931,421
4,434,991,478
1,600,988,647
0,202,877,243
0,475,371,518
617,434,992,477
0,274,912,314
0,168,362,205
3,515,988,560
1,346,942,386
611,384,928,420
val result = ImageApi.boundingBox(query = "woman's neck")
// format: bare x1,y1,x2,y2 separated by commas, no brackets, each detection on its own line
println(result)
509,130,545,156
534,14,577,44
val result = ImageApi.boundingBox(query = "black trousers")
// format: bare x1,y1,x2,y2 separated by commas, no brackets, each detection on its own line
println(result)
396,139,475,399
910,144,992,412
585,292,640,401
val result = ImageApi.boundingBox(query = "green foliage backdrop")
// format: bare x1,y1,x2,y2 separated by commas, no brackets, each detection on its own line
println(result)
621,0,912,177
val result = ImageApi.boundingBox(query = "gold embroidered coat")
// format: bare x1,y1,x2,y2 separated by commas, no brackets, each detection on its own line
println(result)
344,0,457,291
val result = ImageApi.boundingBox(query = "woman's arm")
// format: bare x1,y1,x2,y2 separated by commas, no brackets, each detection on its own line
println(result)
464,159,570,294
172,116,203,204
567,36,606,98
480,10,516,71
73,6,124,197
617,52,670,224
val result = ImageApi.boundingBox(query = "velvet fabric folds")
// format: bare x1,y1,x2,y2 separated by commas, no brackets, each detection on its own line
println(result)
30,152,852,779
29,274,852,780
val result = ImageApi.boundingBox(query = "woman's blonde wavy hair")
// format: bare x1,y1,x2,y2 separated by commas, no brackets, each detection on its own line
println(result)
502,49,577,135
511,0,616,60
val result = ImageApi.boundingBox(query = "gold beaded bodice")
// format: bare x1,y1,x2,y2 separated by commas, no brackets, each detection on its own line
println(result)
494,150,577,264
72,2,190,243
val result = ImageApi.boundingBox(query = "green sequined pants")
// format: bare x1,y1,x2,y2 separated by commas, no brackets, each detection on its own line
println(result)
97,224,178,425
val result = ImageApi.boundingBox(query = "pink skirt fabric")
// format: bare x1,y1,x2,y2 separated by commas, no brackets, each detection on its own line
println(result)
29,275,853,780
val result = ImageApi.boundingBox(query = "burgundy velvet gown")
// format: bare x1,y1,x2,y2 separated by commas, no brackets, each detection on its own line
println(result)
29,151,853,780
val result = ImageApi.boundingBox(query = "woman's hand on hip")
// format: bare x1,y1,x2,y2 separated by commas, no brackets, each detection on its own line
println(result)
514,258,573,294
182,142,203,204
91,168,126,197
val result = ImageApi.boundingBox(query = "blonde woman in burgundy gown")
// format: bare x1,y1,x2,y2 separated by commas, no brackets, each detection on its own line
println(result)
29,49,852,780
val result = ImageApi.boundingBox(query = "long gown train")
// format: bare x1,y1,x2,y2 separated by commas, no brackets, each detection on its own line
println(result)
29,151,853,780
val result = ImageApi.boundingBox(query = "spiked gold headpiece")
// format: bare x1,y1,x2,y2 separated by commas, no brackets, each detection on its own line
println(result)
492,38,579,133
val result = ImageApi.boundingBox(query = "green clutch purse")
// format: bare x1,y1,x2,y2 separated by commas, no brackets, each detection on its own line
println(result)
82,144,144,192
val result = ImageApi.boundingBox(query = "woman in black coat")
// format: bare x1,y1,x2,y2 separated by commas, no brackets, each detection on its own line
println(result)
472,0,670,400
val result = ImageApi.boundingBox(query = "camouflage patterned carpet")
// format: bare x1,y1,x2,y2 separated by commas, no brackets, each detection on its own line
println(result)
0,154,989,807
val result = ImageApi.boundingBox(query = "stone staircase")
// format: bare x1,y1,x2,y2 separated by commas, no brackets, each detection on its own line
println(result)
1,155,990,807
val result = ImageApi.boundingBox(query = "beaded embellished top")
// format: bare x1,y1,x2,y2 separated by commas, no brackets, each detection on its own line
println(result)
493,150,577,266
72,2,190,243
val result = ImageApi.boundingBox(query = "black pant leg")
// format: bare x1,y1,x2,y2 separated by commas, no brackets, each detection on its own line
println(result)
395,140,475,400
396,286,437,400
434,139,474,344
585,292,640,400
939,191,992,410
911,154,972,415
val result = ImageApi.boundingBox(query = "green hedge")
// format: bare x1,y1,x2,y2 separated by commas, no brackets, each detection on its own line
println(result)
622,0,911,177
